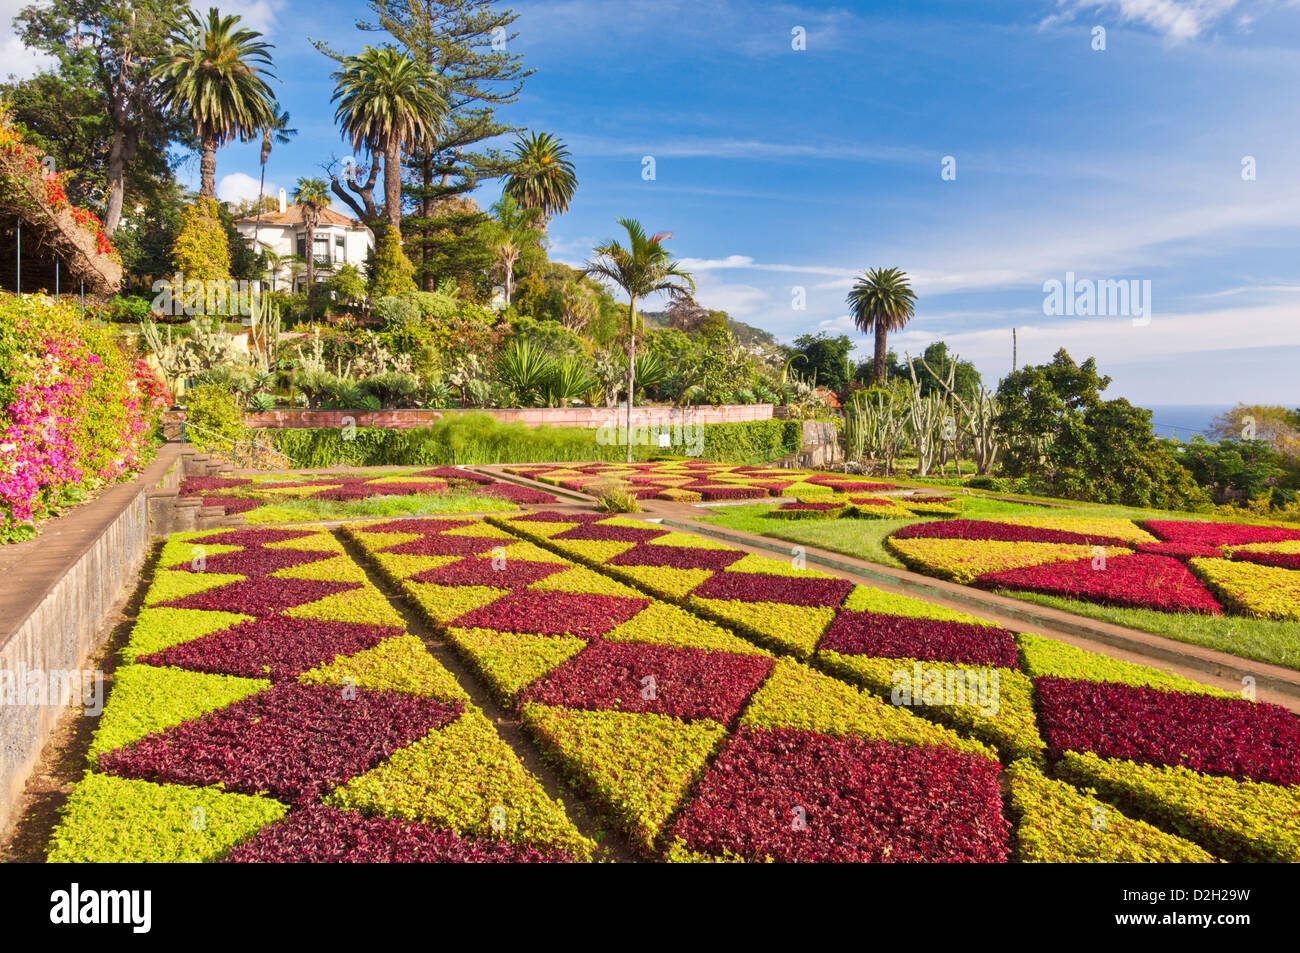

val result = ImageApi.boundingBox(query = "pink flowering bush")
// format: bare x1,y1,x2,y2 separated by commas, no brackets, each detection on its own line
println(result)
0,294,168,541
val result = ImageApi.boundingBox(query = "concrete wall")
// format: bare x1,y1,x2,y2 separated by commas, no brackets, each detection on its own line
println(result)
162,403,776,434
0,445,180,838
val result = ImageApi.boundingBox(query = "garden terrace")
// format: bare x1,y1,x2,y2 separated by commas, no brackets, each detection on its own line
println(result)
20,494,1300,864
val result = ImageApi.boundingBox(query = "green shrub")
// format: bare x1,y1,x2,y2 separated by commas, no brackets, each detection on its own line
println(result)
183,383,247,451
265,415,803,468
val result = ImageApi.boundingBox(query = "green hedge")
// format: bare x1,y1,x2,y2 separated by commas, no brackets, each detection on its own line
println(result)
264,413,802,468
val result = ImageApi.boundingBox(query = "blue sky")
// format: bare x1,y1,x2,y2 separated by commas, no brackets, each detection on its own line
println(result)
6,0,1300,406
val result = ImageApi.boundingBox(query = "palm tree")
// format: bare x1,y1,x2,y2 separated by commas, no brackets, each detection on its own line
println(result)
583,219,694,461
154,8,279,199
482,194,544,307
254,107,297,249
504,132,578,223
332,46,443,235
294,178,332,291
847,267,917,385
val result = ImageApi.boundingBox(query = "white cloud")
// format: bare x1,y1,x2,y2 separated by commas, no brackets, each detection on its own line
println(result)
218,172,277,205
1039,0,1294,42
218,0,285,37
0,0,57,80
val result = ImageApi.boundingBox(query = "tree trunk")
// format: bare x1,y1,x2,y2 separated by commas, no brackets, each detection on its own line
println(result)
626,296,637,463
200,136,218,199
304,222,316,289
873,321,888,385
421,154,435,291
384,138,402,234
254,162,267,275
104,126,132,236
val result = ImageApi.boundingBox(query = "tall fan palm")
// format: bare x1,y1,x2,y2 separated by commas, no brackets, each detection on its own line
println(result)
255,107,297,249
504,132,578,222
847,267,917,385
294,178,332,291
332,46,444,234
583,218,694,461
154,8,279,199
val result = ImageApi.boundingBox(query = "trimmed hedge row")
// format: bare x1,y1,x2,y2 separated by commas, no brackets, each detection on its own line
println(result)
264,414,802,468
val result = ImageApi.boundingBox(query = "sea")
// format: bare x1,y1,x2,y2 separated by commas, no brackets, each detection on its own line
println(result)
1141,405,1234,442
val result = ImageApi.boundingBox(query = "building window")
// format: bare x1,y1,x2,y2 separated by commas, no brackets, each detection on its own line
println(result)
335,235,345,263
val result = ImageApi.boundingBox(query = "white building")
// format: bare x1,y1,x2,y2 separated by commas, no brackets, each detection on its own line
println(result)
234,189,374,293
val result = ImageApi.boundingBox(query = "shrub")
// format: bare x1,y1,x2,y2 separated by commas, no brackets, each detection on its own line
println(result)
0,294,165,540
171,198,231,286
182,383,248,453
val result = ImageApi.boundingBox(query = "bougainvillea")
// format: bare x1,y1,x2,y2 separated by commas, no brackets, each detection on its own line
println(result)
668,728,1010,862
1,295,164,539
976,553,1223,614
1034,677,1300,786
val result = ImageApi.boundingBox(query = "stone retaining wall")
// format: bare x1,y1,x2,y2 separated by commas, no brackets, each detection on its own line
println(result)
0,445,180,837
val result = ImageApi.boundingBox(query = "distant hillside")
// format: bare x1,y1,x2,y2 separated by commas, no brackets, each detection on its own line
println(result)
640,310,777,347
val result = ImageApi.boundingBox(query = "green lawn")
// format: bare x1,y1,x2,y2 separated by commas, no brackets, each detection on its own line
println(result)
1004,591,1300,672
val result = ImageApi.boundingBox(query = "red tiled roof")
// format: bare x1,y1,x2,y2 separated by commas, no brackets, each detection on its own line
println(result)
235,204,366,228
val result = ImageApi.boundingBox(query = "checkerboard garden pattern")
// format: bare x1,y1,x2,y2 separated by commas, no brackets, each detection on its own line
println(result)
886,516,1300,621
47,525,591,863
181,468,557,523
502,461,903,503
494,512,1300,862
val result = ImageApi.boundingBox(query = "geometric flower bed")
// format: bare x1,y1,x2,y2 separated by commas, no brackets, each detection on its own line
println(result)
502,461,897,502
495,511,1300,862
46,506,1300,864
47,524,592,862
180,467,556,523
344,515,1010,860
887,516,1300,620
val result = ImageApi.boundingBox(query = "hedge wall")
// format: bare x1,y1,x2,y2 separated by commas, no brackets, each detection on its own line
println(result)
264,413,802,468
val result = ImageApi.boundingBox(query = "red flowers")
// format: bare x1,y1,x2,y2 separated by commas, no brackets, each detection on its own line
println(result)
526,640,773,723
976,553,1223,614
552,523,670,543
224,804,572,863
412,555,568,589
137,617,400,681
451,590,650,638
608,543,745,571
1143,520,1300,547
818,612,1021,669
894,519,1131,547
160,577,361,616
1034,678,1300,786
100,684,463,804
692,570,853,608
669,728,1009,862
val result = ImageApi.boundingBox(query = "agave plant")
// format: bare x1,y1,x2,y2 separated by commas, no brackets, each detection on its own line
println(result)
496,339,556,406
543,355,596,407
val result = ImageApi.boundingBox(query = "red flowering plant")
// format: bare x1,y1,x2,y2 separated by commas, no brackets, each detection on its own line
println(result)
976,553,1223,614
1,296,158,541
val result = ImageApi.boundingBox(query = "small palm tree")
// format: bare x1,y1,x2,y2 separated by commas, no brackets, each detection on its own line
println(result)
294,178,332,290
504,132,577,223
483,194,544,306
255,107,296,247
583,219,694,461
154,7,279,199
847,267,917,385
332,46,443,234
